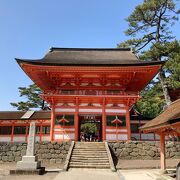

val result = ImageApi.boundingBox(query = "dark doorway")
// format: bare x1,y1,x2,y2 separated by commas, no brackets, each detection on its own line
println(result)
79,115,102,141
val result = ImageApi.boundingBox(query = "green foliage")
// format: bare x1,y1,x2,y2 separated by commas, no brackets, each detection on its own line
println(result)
118,0,179,53
136,84,165,118
118,0,180,117
10,84,49,111
165,41,180,89
80,123,98,134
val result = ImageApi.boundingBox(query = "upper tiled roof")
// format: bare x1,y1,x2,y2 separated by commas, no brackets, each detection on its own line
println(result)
16,47,165,66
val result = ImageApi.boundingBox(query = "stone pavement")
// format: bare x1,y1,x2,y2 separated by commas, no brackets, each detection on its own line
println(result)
0,160,178,180
53,168,120,180
118,169,174,180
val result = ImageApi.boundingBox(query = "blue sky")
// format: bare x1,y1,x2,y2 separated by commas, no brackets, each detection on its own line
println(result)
0,0,179,111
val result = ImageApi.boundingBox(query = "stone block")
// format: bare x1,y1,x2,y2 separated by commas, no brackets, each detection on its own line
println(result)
54,144,59,149
133,148,139,152
176,162,180,180
50,159,56,164
15,156,22,162
16,160,41,170
11,146,17,151
8,155,15,162
114,143,120,148
17,146,23,151
64,145,70,151
56,159,63,164
2,156,8,162
130,152,138,157
15,151,21,156
170,152,175,158
48,143,53,149
147,150,155,157
50,149,54,153
21,150,26,156
40,145,47,149
55,150,60,154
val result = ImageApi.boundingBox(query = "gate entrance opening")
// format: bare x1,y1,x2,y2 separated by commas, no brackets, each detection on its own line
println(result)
79,115,102,141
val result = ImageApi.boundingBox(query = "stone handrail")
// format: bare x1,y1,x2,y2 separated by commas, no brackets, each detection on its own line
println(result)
105,142,116,172
63,141,75,171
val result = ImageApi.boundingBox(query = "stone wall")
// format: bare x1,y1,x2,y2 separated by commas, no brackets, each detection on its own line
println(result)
108,141,180,160
0,141,71,164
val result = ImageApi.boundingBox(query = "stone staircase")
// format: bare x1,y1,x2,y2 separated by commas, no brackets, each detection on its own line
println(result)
69,142,110,169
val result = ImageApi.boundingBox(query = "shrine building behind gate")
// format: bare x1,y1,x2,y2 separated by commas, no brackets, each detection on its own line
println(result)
13,48,164,142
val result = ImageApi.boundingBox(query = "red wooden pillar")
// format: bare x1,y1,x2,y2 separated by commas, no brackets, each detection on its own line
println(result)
160,132,166,170
25,122,29,142
126,106,131,141
74,97,79,141
11,123,14,143
40,122,43,142
139,120,142,140
102,98,106,141
50,106,55,142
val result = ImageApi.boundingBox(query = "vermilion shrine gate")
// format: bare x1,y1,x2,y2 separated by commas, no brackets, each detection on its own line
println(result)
16,48,164,141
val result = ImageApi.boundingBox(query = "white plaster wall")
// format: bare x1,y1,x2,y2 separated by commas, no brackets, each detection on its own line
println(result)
131,133,140,140
141,133,155,140
41,136,50,141
13,136,26,142
79,109,102,113
54,128,75,132
54,133,75,140
55,108,75,112
106,134,128,141
106,109,126,113
35,136,40,142
0,136,11,142
106,129,127,133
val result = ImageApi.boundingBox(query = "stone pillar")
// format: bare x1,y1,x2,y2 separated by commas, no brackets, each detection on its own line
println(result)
16,122,41,170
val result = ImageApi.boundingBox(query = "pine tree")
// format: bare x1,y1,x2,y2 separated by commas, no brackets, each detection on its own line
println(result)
10,84,50,111
118,0,180,106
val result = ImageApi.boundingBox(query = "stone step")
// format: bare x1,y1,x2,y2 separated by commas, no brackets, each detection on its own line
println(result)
70,160,109,163
69,162,110,165
71,155,108,158
75,143,105,144
71,157,109,160
75,145,105,147
72,154,107,157
69,164,110,169
72,151,107,154
73,150,107,153
69,163,110,168
68,142,111,170
74,146,105,148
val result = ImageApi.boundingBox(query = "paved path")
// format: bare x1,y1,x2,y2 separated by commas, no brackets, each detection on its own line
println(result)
53,168,120,180
117,159,180,169
118,169,172,180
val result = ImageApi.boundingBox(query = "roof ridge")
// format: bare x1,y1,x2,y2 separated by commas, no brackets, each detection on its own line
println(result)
49,47,131,52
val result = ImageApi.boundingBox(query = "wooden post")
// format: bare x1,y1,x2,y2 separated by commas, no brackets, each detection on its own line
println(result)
160,132,166,171
25,122,29,142
74,97,79,141
126,106,131,141
50,106,55,142
11,123,14,143
40,122,43,142
102,98,106,141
